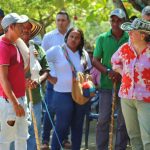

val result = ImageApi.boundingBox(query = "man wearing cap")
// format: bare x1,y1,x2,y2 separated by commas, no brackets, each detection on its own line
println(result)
0,13,30,150
142,6,150,21
22,20,49,150
0,8,4,36
93,8,129,150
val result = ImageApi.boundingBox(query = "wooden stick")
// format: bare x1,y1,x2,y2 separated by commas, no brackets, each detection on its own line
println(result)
28,88,41,150
108,82,117,150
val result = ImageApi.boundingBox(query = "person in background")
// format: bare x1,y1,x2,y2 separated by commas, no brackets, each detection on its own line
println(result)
21,19,49,150
142,6,150,21
41,10,70,150
93,8,129,150
0,8,4,36
111,18,150,150
0,13,29,150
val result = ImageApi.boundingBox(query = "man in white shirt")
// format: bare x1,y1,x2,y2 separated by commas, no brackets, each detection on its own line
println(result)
41,11,70,150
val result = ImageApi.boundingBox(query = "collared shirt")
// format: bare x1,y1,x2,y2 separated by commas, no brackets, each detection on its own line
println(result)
93,29,129,89
0,37,26,98
46,44,92,92
42,29,65,77
111,43,150,102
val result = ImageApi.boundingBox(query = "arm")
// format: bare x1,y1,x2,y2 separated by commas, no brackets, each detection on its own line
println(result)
47,74,57,84
92,57,107,74
0,66,25,117
93,57,121,83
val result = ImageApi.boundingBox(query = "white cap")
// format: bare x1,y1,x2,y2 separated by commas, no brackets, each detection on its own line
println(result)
110,8,126,19
1,13,28,29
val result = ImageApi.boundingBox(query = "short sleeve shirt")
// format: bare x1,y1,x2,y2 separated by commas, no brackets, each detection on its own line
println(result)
93,30,129,89
0,37,26,98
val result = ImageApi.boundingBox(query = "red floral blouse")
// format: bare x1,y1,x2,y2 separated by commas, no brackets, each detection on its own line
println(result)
111,43,150,102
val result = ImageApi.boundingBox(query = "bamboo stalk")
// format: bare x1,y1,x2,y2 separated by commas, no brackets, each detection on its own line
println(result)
28,88,41,150
108,82,117,150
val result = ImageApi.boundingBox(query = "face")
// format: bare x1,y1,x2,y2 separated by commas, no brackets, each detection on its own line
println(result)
129,30,145,44
142,15,150,21
66,30,81,51
56,14,69,33
10,23,24,39
110,15,124,32
21,22,32,44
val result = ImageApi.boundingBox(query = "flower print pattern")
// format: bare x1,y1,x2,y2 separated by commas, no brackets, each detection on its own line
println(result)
134,69,139,83
120,44,136,64
111,43,150,102
120,74,132,95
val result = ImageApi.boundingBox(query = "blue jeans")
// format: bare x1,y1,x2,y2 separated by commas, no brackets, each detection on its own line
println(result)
96,89,128,150
42,82,55,144
27,101,42,150
51,92,88,150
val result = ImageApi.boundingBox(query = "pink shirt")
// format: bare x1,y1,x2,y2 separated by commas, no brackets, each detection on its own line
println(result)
0,37,26,98
111,43,150,102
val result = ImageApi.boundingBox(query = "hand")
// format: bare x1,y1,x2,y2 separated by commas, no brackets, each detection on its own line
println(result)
13,103,25,117
48,75,57,84
26,78,38,89
108,70,122,83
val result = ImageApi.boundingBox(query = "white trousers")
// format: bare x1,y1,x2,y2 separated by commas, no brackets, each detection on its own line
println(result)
0,96,30,150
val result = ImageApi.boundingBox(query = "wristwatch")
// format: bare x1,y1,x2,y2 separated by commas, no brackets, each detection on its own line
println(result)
106,68,111,75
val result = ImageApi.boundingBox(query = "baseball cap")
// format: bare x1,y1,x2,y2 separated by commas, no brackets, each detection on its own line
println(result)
1,13,28,29
0,8,4,17
110,8,126,19
142,6,150,16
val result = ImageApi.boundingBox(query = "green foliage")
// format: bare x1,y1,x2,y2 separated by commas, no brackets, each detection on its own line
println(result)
0,0,137,46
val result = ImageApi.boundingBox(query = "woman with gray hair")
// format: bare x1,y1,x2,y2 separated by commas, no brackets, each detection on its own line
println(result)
111,18,150,150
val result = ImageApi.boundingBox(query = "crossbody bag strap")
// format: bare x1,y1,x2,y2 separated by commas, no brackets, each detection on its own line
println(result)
62,45,77,78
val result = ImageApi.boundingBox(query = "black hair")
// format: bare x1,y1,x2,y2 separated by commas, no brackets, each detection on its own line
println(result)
129,15,137,22
56,11,70,21
64,27,84,57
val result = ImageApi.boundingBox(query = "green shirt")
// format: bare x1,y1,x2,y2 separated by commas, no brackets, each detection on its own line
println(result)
93,29,129,89
26,43,49,104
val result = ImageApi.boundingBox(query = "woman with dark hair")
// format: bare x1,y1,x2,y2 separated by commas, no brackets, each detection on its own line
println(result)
46,27,92,150
111,18,150,149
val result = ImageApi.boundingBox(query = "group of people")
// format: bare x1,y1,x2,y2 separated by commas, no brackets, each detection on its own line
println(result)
0,5,149,150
